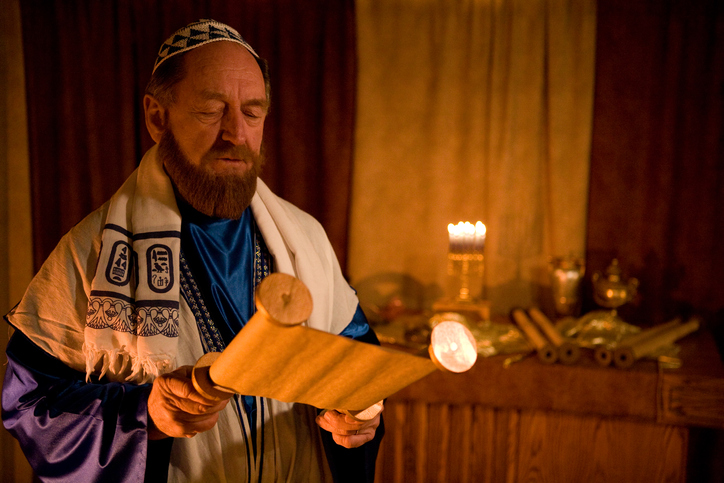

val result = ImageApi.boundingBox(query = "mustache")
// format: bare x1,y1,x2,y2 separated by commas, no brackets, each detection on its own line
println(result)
206,140,259,161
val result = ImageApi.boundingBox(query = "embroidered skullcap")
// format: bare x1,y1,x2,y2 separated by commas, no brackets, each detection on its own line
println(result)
153,19,259,73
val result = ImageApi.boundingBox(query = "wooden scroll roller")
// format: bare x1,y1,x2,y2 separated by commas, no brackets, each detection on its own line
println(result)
511,308,557,364
594,344,614,367
527,307,581,364
594,318,681,367
192,273,478,421
613,317,699,369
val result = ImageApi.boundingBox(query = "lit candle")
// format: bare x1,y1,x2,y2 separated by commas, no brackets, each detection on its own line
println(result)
465,221,475,253
447,223,456,253
458,222,466,253
475,221,486,252
455,222,464,253
449,221,486,253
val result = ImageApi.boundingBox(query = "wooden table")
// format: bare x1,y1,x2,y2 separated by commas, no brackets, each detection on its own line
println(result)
374,329,724,483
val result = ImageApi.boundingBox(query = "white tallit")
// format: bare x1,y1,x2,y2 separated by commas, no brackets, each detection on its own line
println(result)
8,144,358,383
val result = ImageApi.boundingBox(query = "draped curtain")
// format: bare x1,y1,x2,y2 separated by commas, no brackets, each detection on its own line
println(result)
1,1,34,481
349,0,597,316
586,0,724,330
20,0,357,272
588,3,724,481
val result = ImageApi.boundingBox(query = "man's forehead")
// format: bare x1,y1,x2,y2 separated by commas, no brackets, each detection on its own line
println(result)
177,44,267,105
184,43,265,84
185,41,258,68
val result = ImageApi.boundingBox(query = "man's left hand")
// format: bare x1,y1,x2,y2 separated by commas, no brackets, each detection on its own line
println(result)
315,406,383,448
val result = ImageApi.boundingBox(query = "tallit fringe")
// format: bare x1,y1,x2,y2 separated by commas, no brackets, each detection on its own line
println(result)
83,344,173,384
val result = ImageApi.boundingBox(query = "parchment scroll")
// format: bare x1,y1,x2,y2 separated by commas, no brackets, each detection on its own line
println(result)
192,273,477,419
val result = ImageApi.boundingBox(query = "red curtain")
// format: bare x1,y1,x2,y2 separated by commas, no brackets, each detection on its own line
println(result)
20,0,357,273
587,5,724,479
587,0,724,330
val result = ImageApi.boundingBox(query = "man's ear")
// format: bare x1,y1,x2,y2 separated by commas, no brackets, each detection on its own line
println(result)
144,95,167,143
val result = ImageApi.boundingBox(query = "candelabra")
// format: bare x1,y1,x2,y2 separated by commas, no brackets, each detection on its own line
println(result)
434,221,490,321
446,221,486,301
448,252,484,301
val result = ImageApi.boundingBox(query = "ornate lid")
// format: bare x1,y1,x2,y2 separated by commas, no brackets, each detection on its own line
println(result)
592,259,639,309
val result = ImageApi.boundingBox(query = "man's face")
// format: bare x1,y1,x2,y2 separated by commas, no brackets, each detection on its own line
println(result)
158,41,269,218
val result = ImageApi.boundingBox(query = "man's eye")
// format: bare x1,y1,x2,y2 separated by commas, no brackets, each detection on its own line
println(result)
195,109,223,121
244,109,263,119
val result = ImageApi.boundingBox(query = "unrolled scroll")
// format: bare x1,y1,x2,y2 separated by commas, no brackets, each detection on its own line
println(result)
192,273,477,420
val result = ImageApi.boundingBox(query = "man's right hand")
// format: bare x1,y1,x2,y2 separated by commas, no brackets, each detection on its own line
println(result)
147,365,231,439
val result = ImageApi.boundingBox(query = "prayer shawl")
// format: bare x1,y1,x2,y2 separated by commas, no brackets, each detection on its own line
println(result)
7,145,359,481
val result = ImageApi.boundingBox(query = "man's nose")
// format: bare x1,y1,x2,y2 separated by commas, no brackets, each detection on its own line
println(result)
220,109,247,145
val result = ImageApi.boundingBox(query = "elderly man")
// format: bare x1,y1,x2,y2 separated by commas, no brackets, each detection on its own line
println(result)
2,19,382,482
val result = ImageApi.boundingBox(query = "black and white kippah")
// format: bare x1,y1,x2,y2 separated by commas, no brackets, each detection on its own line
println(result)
153,19,259,73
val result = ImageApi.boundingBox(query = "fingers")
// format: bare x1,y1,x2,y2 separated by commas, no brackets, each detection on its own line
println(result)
165,366,228,408
158,377,216,414
315,409,382,449
148,365,231,439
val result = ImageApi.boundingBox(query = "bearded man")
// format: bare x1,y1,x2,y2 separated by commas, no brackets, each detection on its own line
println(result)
2,19,382,482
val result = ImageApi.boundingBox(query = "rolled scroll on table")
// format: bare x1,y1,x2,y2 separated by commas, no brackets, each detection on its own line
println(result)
511,308,557,364
594,344,615,366
592,318,681,367
191,273,478,421
613,317,699,369
527,307,581,364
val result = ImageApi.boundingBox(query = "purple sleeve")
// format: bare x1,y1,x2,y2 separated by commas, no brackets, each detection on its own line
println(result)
1,331,166,482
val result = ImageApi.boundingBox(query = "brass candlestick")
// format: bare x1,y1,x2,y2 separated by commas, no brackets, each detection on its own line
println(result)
448,252,484,301
446,221,486,302
435,221,490,321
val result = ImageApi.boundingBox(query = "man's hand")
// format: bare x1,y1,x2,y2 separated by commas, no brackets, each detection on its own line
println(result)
315,406,383,448
147,365,232,439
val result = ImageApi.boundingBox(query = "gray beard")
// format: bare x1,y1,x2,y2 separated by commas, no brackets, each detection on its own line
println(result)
158,130,264,219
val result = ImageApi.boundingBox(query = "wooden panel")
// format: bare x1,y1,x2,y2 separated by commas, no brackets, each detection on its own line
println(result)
502,410,519,483
515,411,687,483
376,401,500,482
660,375,724,429
658,330,724,429
376,401,688,483
472,405,496,482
